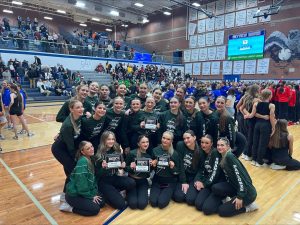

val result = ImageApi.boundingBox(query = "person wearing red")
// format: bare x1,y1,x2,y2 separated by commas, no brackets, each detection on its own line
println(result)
276,81,290,121
288,85,296,124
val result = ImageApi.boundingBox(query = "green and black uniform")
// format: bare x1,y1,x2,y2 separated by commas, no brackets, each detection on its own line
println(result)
154,99,169,114
56,100,93,123
99,97,111,108
197,111,219,146
130,93,147,107
182,108,202,136
123,110,144,149
85,95,99,112
214,111,236,148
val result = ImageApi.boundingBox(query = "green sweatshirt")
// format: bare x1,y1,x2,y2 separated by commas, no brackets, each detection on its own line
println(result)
182,108,200,133
214,111,236,148
66,156,98,199
125,149,152,179
59,115,81,157
154,99,169,114
139,110,159,135
108,96,131,110
194,148,223,188
99,97,111,108
221,151,257,204
130,94,147,107
176,141,201,183
56,100,93,123
85,95,99,111
152,145,181,180
199,111,219,146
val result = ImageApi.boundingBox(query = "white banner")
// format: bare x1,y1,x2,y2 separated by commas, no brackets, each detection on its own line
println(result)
191,49,199,61
259,5,271,22
236,0,246,10
198,4,207,19
247,0,257,8
257,58,270,74
206,17,215,32
244,60,257,74
206,32,215,46
215,31,224,45
188,23,197,35
202,62,211,75
207,2,216,14
193,62,201,75
223,61,233,74
226,0,236,13
216,46,226,60
208,47,217,60
199,48,208,61
185,63,193,74
189,35,198,48
197,20,206,33
225,13,235,28
198,34,206,47
233,60,245,74
189,9,198,21
247,8,258,24
216,0,225,15
236,10,247,27
211,61,221,75
215,15,225,30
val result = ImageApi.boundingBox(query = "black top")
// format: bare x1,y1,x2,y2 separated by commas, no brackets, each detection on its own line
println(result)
256,102,270,122
9,94,22,114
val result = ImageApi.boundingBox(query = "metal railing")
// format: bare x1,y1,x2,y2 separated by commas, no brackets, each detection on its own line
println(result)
0,36,182,64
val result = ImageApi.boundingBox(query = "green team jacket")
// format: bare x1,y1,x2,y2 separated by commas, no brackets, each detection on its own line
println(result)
66,156,98,199
197,111,219,143
152,145,181,178
222,151,257,203
194,148,223,188
56,100,93,123
125,149,152,179
214,111,236,148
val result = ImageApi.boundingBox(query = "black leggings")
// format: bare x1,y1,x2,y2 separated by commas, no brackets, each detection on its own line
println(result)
244,119,255,157
127,178,149,210
272,148,300,170
252,121,271,164
51,140,76,192
237,112,247,137
98,175,135,210
232,132,247,158
66,194,104,216
149,178,176,209
212,182,255,217
195,188,222,215
278,102,289,120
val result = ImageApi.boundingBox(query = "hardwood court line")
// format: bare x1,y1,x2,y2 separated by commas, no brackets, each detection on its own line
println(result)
103,207,128,225
11,159,55,170
255,178,300,225
25,114,46,122
0,158,58,225
102,209,118,224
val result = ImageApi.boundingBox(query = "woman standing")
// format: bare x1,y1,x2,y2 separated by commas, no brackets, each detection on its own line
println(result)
125,135,153,209
94,131,135,210
152,88,169,113
276,81,290,120
0,92,7,140
212,138,258,217
60,141,105,216
1,80,12,128
99,84,111,107
9,83,33,139
182,96,199,133
52,99,83,201
130,83,148,107
269,119,300,170
56,84,92,123
150,131,181,209
226,88,236,118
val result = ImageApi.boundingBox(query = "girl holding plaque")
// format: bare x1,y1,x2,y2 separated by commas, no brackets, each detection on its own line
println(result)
212,138,258,217
60,141,105,216
94,131,135,210
152,88,169,113
125,135,152,209
150,131,181,209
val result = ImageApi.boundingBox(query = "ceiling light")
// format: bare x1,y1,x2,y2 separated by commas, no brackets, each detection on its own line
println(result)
110,10,119,16
57,9,66,14
3,9,13,14
163,11,171,15
106,28,112,32
121,24,128,27
142,18,149,23
192,2,201,7
134,2,144,7
12,1,23,5
79,23,87,27
91,17,100,22
44,16,53,20
75,1,85,8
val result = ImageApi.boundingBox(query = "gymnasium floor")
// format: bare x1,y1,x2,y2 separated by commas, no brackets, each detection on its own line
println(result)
1,102,299,225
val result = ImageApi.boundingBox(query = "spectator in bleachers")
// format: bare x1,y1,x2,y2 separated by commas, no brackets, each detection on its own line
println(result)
2,67,11,82
37,79,51,96
27,65,39,88
2,17,10,31
16,64,26,84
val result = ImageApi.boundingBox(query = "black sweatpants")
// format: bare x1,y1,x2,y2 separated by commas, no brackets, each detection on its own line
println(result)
288,106,296,122
51,140,76,192
296,105,300,122
237,112,247,137
232,132,247,158
272,148,300,170
244,119,255,157
195,188,222,215
173,181,194,203
278,102,289,120
149,176,177,209
98,175,135,209
66,194,104,216
127,178,149,210
252,121,271,165
212,182,254,217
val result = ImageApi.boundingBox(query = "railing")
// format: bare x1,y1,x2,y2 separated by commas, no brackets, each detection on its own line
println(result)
0,36,182,64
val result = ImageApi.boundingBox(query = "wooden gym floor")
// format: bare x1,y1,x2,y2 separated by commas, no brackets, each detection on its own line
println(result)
0,102,299,225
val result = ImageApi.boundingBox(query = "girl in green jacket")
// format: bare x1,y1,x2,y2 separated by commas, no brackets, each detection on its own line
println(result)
60,141,104,216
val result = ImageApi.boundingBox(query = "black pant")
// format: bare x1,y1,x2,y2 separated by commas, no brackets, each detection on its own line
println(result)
278,102,289,120
98,175,135,209
195,188,222,215
212,182,252,217
149,177,176,209
244,119,255,157
51,140,76,192
127,178,149,210
237,112,247,137
272,148,300,170
288,106,296,122
232,132,247,158
295,105,300,122
252,121,271,164
66,194,104,216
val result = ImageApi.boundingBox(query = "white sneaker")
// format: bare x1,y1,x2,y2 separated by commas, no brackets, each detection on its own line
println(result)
270,163,286,170
59,202,73,212
244,155,252,161
60,193,66,202
222,196,231,204
251,160,257,166
255,162,269,168
0,134,5,140
17,130,27,135
246,202,259,212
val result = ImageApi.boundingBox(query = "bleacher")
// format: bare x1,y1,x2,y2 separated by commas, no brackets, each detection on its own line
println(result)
80,71,112,85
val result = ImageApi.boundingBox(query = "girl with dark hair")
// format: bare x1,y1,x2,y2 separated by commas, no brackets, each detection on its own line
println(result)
56,84,93,122
192,135,224,214
94,131,135,209
175,86,186,110
60,141,105,216
125,135,153,209
85,82,99,111
99,84,111,107
269,119,300,170
158,97,187,145
152,88,169,113
173,130,202,204
150,131,181,209
52,99,83,202
214,96,236,148
182,96,200,133
212,138,258,217
276,81,290,120
130,83,148,107
9,83,33,139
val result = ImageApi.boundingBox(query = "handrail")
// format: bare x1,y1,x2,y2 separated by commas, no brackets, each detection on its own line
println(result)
0,36,183,64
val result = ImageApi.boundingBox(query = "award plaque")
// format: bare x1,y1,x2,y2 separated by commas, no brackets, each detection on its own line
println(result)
157,155,170,167
144,118,157,130
106,154,122,169
135,158,151,172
